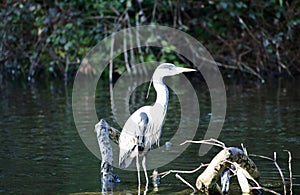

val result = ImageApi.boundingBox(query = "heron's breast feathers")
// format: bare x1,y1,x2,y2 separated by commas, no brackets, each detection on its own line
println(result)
118,107,165,169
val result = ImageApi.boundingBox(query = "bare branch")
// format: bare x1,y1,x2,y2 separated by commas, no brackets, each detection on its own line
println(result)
181,138,226,148
249,153,273,161
250,152,287,195
241,143,248,156
123,29,132,74
153,163,208,178
274,153,286,195
175,173,197,193
109,32,115,83
226,160,280,195
284,150,293,195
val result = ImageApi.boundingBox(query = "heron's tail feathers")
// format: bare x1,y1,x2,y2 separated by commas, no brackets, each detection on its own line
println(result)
119,146,136,169
119,157,134,169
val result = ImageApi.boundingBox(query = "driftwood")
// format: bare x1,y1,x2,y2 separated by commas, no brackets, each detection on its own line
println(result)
94,122,292,195
156,139,293,195
95,119,120,194
179,139,259,194
154,139,269,194
195,147,259,194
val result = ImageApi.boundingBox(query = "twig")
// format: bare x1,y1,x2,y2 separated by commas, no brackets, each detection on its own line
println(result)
215,61,239,70
125,13,137,75
238,16,258,42
175,173,197,193
274,152,287,195
85,16,117,20
226,161,280,195
226,161,260,186
241,62,265,83
123,29,132,74
135,24,147,74
181,138,226,148
64,54,69,83
250,152,287,195
249,153,273,161
283,150,293,195
110,5,120,16
109,32,115,83
275,43,292,76
154,163,208,178
241,143,248,156
236,166,250,193
151,0,157,22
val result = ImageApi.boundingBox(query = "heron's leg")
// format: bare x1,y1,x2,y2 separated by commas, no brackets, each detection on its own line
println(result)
136,156,141,195
142,156,149,193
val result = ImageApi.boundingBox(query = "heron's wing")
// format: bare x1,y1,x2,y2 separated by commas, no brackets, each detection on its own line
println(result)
119,109,151,169
119,131,138,169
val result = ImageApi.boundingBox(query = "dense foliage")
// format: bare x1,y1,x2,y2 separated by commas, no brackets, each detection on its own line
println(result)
0,0,299,81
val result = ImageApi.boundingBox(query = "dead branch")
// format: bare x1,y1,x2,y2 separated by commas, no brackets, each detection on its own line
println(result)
109,32,115,83
155,138,293,195
161,139,264,194
125,13,137,75
250,152,287,195
181,138,226,148
241,143,248,156
195,147,259,191
153,163,208,179
175,173,197,193
226,161,280,195
95,119,120,193
123,29,132,74
284,150,293,195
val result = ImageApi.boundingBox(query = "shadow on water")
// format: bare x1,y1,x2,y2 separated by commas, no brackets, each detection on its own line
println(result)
0,76,299,194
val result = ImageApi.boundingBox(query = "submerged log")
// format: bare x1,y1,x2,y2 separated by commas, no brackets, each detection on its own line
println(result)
95,119,120,193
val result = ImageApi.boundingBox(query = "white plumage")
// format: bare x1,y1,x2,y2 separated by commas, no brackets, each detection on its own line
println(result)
118,63,196,193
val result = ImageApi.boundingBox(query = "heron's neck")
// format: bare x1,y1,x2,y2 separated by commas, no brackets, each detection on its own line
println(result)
153,77,169,114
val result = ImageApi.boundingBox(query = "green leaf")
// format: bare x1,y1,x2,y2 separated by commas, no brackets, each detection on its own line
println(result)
64,41,73,51
66,23,73,29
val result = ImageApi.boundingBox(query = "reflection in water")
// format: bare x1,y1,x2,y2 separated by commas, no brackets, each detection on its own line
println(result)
0,77,300,194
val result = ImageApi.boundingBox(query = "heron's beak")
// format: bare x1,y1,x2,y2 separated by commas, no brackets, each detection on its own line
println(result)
176,67,196,73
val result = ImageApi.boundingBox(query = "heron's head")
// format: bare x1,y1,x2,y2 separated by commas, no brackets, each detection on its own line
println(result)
153,63,196,78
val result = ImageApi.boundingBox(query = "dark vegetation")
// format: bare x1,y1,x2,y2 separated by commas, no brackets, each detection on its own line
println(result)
1,0,299,81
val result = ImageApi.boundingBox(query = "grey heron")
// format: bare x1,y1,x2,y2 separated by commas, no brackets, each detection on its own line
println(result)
118,63,196,193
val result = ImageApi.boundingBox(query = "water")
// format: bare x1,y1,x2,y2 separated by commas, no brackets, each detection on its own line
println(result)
0,76,299,194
